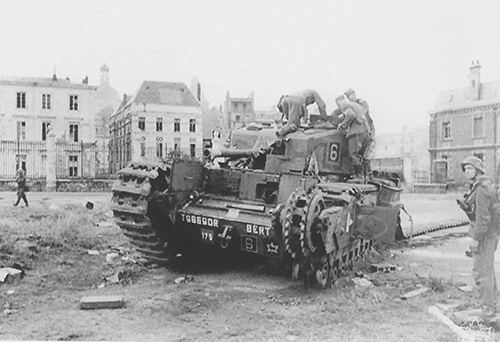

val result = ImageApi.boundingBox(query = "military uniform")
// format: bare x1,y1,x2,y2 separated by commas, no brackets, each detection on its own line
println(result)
14,169,28,207
276,89,327,137
337,99,369,172
460,158,499,315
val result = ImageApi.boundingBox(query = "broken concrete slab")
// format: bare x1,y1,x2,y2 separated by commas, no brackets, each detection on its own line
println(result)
80,296,124,310
0,268,23,284
401,287,431,300
174,275,194,284
106,253,119,263
87,250,100,256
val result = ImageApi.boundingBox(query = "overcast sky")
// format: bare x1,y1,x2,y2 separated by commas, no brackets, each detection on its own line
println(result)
1,0,499,134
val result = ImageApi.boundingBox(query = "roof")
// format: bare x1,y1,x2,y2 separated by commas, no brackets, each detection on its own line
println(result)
133,81,200,107
433,80,500,112
0,76,97,90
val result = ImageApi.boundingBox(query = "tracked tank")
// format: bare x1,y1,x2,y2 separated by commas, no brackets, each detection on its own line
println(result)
111,123,404,287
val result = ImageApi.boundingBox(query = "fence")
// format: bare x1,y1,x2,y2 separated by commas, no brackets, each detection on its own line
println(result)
0,140,112,179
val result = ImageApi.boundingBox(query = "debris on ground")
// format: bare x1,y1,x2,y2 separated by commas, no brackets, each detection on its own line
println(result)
80,295,124,310
48,203,60,211
370,263,397,273
352,277,374,287
97,221,114,228
7,289,15,295
458,285,473,293
0,267,23,284
104,267,140,286
85,201,94,210
106,252,119,263
175,275,194,284
400,287,430,300
87,250,100,256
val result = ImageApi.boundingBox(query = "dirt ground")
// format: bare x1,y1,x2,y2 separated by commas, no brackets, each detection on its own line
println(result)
0,191,497,341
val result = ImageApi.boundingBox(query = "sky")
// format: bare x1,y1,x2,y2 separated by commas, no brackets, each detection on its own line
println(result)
0,0,499,134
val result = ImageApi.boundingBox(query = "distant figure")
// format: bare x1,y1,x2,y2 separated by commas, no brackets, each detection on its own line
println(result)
458,156,500,324
276,89,327,137
335,95,369,176
13,169,28,207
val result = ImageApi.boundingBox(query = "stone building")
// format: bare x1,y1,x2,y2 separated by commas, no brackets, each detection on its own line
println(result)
429,61,500,185
0,65,119,179
224,91,255,131
108,81,202,173
372,126,430,184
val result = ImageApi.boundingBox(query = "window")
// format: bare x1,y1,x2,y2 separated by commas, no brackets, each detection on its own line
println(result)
16,121,26,140
69,95,78,111
16,92,26,109
140,142,146,157
190,144,196,157
156,118,163,132
189,119,196,132
174,118,180,132
42,122,51,141
442,121,451,140
42,94,51,109
138,117,145,131
68,155,78,177
69,123,79,142
473,116,483,137
174,143,179,152
156,143,163,158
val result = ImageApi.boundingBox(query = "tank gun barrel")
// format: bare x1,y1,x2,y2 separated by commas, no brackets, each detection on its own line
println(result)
205,148,262,159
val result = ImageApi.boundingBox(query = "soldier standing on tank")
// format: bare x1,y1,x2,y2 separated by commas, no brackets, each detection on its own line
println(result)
13,168,28,207
344,89,374,170
335,95,369,176
276,89,328,138
458,156,499,322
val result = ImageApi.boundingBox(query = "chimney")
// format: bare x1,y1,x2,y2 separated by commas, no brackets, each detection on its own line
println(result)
469,60,481,101
100,64,110,86
82,76,88,84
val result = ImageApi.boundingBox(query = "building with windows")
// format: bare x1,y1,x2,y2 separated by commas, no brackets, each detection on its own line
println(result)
0,65,120,179
224,91,255,130
429,61,500,184
108,81,202,173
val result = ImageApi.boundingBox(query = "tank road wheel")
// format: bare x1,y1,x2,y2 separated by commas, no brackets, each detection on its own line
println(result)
282,189,306,280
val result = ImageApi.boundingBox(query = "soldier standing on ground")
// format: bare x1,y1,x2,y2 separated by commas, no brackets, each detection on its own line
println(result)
276,89,328,138
13,168,28,207
335,95,369,176
458,156,499,322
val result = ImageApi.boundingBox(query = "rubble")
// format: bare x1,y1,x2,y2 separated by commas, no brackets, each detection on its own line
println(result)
370,263,397,273
0,267,23,284
85,201,94,209
106,252,119,263
175,275,194,284
87,250,100,256
352,277,374,287
80,296,124,310
400,287,430,300
97,221,114,228
458,285,473,293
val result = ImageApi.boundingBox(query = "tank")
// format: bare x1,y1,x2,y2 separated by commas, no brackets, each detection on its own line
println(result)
111,123,403,287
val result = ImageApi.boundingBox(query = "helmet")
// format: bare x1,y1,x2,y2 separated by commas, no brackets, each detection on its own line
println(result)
461,156,485,174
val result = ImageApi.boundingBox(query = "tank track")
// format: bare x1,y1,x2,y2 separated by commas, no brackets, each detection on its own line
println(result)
111,162,173,264
282,185,378,288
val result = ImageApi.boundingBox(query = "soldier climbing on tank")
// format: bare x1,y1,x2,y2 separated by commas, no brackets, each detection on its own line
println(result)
344,89,374,173
458,156,500,327
276,89,328,138
335,95,369,177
